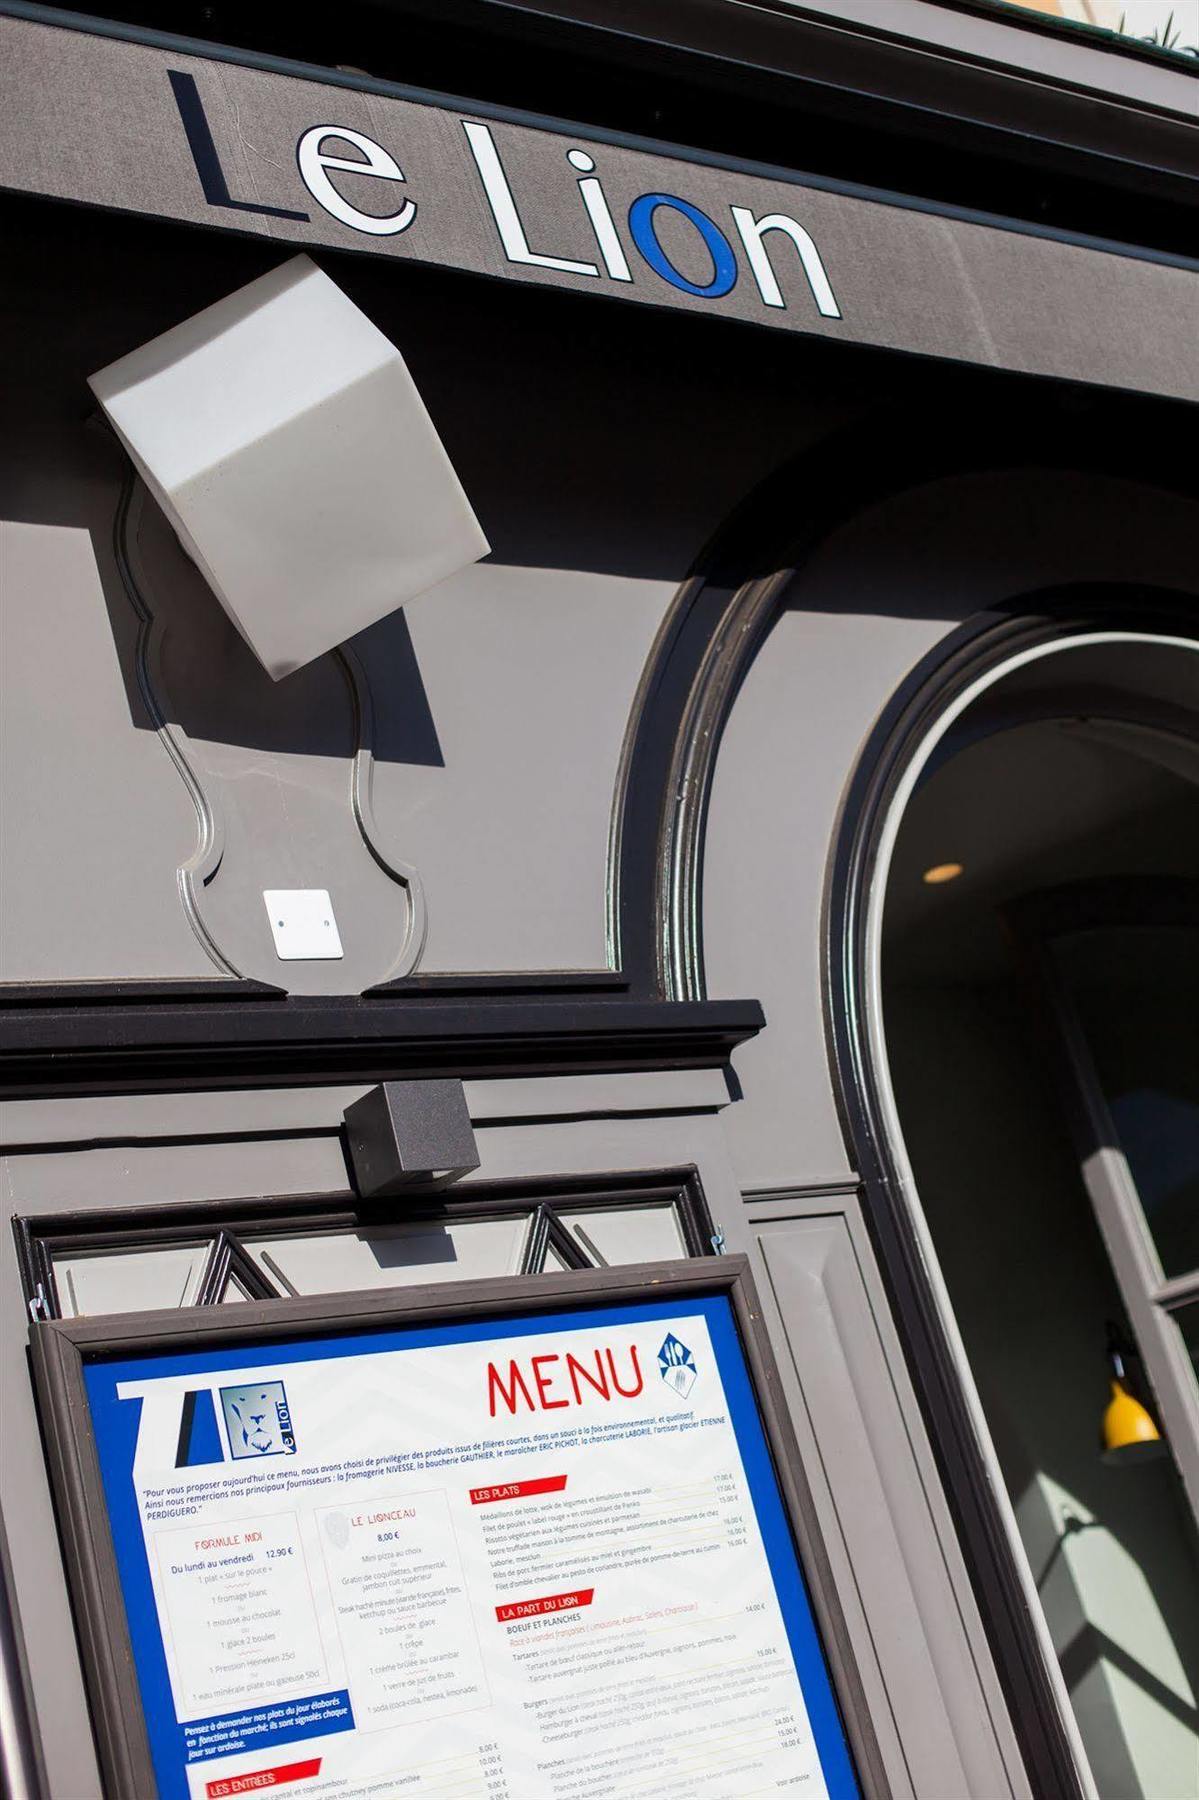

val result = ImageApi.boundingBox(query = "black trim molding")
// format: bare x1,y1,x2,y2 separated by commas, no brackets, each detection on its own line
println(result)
0,994,765,1098
14,1167,722,1319
0,979,285,1006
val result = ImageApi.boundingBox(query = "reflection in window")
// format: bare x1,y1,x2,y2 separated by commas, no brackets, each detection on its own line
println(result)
1058,925,1199,1282
1108,1088,1199,1281
53,1243,208,1318
991,0,1197,60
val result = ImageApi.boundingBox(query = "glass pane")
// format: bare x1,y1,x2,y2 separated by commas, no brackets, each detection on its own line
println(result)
558,1203,688,1266
1056,927,1199,1280
52,1243,209,1317
245,1215,530,1294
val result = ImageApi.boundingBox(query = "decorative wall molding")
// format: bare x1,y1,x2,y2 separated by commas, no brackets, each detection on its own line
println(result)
0,994,766,1097
659,569,791,1002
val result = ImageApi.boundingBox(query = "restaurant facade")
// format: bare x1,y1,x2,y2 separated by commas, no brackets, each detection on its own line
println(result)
1,3,1196,1797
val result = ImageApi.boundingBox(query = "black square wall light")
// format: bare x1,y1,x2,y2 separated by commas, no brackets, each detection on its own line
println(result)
343,1080,481,1196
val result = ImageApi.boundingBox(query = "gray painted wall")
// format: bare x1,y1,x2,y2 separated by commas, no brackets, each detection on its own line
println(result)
0,201,853,988
4,190,1197,1800
703,468,1199,1193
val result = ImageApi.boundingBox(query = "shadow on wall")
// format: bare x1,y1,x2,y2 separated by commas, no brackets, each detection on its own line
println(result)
8,189,1196,771
112,480,448,770
2,387,447,768
0,190,880,759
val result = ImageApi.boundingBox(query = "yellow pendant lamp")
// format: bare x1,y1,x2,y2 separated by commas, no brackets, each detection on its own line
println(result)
1101,1330,1166,1465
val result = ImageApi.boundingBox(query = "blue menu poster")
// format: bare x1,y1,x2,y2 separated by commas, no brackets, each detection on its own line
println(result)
83,1294,860,1800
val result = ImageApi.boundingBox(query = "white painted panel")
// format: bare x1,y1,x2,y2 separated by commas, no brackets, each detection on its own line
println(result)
559,1203,687,1264
754,1215,1026,1796
53,1244,207,1317
246,1217,530,1292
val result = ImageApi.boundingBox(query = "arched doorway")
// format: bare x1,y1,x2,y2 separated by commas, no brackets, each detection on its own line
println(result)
629,406,1199,1794
867,628,1198,1798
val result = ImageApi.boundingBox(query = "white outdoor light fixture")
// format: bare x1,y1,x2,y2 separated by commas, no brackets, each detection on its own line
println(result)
88,255,489,679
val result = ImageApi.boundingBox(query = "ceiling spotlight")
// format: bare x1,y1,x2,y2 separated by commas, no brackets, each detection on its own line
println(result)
922,862,964,886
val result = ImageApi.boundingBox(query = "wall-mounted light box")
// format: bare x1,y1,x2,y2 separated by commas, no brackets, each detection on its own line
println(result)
89,255,490,679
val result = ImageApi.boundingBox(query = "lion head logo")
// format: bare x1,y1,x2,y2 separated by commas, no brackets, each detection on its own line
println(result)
220,1380,295,1458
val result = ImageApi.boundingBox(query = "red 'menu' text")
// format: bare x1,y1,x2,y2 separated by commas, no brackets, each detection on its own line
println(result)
487,1346,643,1416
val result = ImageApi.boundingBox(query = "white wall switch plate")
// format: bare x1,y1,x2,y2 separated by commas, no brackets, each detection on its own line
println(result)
263,889,344,960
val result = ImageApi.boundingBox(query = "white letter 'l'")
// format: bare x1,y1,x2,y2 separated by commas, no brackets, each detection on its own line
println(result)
463,121,599,278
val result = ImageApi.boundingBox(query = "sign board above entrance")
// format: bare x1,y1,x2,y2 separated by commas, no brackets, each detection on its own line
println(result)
2,5,1197,402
